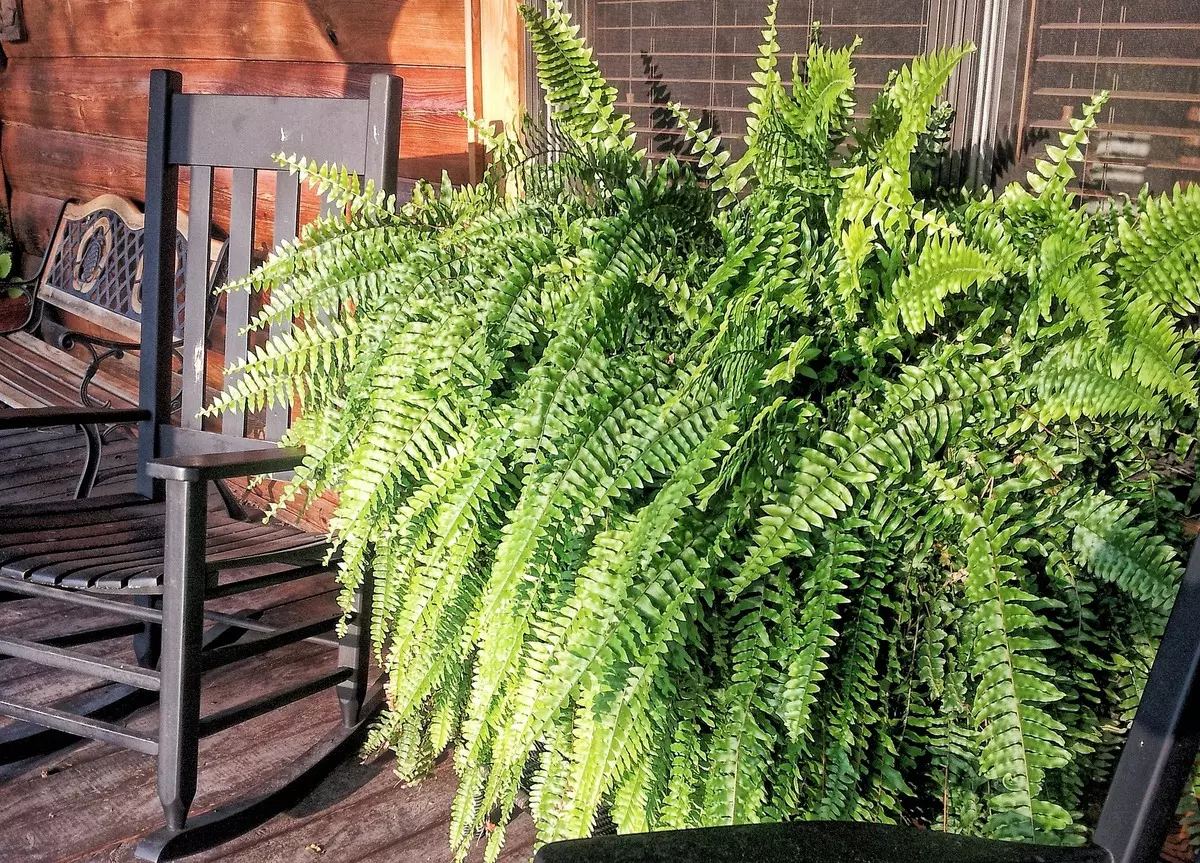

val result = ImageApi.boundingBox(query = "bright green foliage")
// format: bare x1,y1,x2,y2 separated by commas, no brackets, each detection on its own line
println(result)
0,208,12,280
211,3,1200,857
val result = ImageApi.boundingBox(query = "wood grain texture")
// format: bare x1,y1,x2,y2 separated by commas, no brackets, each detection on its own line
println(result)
478,0,523,127
2,126,470,254
7,191,63,269
4,0,465,67
0,126,9,215
0,0,24,42
0,57,468,162
0,563,534,863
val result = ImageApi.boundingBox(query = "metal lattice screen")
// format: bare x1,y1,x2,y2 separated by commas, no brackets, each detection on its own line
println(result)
536,0,1199,196
1013,0,1200,200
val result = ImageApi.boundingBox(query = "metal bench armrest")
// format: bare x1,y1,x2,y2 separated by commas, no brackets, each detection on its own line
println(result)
50,328,160,410
147,447,305,483
0,406,151,430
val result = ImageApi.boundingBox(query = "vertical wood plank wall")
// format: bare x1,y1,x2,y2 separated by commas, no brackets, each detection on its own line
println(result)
0,0,471,263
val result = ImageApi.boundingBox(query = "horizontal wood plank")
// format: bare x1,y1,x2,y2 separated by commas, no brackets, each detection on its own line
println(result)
2,125,470,254
4,0,466,67
0,58,468,162
3,124,146,206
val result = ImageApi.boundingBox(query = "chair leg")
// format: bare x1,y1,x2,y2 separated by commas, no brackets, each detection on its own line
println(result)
136,682,385,862
74,423,103,500
336,569,374,728
134,596,163,669
157,480,207,832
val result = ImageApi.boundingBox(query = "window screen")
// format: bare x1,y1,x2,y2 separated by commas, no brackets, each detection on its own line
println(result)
566,0,937,158
1014,0,1200,199
541,0,1199,196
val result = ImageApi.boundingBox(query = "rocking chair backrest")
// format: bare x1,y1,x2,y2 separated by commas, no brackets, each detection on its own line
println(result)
136,70,403,497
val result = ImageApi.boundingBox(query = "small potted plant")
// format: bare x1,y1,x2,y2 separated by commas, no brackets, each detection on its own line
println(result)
0,206,12,280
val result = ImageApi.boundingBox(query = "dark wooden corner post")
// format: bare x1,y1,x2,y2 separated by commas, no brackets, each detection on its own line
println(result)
141,68,203,834
365,73,403,203
137,69,182,501
334,73,400,729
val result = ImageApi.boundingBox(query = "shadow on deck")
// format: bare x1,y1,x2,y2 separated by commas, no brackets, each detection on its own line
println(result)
0,428,535,863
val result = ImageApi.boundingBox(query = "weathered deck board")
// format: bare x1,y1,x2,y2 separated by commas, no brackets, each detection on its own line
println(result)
0,453,535,863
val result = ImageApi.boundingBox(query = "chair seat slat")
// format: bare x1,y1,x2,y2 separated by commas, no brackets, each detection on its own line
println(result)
0,492,324,592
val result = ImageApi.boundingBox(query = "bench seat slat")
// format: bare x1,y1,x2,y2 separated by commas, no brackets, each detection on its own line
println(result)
0,343,85,408
0,331,138,409
9,332,141,406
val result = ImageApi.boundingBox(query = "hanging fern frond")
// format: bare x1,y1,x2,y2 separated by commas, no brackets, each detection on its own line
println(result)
895,237,1001,333
1118,183,1200,315
212,3,1195,856
965,521,1072,841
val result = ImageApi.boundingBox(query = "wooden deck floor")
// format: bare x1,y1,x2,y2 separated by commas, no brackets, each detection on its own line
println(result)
0,430,535,863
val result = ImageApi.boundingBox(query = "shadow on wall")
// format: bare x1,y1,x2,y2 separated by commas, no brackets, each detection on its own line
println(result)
641,52,723,162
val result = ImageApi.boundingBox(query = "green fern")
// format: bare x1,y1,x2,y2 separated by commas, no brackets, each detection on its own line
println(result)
212,4,1197,857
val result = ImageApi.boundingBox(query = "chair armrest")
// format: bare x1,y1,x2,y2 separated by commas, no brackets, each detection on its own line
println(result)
0,406,151,430
147,447,305,483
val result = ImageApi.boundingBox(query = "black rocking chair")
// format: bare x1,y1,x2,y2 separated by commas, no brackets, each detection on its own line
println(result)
536,533,1200,863
0,69,402,861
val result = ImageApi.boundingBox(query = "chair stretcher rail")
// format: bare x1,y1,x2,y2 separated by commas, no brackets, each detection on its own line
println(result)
0,635,161,691
0,697,159,755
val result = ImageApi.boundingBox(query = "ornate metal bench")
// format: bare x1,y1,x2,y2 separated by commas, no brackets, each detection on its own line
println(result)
0,194,226,500
0,69,402,861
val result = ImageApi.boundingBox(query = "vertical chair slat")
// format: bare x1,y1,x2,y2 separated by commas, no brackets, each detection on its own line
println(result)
180,166,214,430
264,170,301,442
315,196,342,325
222,168,257,437
319,197,342,220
